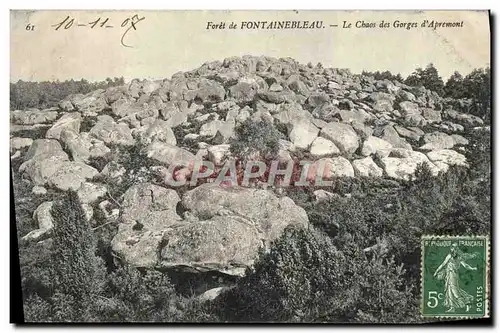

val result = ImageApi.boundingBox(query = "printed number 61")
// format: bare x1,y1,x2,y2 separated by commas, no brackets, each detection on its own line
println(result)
427,291,443,308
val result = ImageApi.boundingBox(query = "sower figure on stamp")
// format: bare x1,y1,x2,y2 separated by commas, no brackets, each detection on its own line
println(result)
433,243,478,313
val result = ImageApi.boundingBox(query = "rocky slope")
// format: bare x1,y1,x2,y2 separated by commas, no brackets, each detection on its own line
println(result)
11,55,484,277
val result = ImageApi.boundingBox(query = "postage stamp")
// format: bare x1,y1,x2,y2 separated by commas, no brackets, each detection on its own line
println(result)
421,235,490,318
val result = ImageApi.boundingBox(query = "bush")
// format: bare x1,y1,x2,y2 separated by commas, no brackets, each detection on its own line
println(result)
99,266,182,322
214,226,418,323
230,119,284,161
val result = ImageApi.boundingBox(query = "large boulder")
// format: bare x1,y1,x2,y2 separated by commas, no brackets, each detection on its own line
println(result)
60,130,110,163
361,136,393,157
309,137,340,158
135,119,177,145
18,139,70,185
89,115,135,146
177,183,308,275
352,157,384,178
194,79,226,103
375,125,412,150
76,182,108,204
419,132,455,151
111,183,183,268
45,112,82,140
289,122,319,150
146,142,196,168
10,137,33,153
11,109,58,125
379,148,439,180
444,109,483,127
426,149,468,170
319,122,359,154
307,157,355,180
47,162,99,191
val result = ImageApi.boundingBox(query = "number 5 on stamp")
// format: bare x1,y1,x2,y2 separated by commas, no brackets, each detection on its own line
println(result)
421,235,490,318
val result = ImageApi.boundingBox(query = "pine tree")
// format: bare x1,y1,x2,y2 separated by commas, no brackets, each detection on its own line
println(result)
444,71,466,99
48,190,105,321
405,63,445,96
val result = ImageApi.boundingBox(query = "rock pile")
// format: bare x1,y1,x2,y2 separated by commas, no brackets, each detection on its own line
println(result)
11,55,480,275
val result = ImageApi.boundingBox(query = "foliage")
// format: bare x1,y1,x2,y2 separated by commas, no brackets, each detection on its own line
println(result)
361,70,404,82
230,118,284,161
462,68,491,120
10,77,124,110
214,227,417,323
444,68,491,120
444,71,467,99
98,266,183,322
405,63,445,96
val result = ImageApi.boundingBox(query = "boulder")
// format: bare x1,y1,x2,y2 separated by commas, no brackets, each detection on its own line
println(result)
426,149,468,168
273,103,313,131
11,109,58,125
194,79,226,103
47,162,99,191
111,183,183,268
422,108,442,123
77,182,108,204
376,125,412,150
89,115,135,146
451,134,469,146
307,157,355,180
207,144,231,166
361,136,393,156
444,109,483,127
309,137,340,158
289,122,319,150
394,125,424,141
10,137,33,153
136,119,177,146
379,149,439,180
21,201,54,243
19,140,70,185
352,157,384,178
319,122,359,154
313,189,336,202
146,142,196,168
420,132,455,151
45,112,82,140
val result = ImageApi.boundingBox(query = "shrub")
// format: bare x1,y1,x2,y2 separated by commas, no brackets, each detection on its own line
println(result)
230,119,284,161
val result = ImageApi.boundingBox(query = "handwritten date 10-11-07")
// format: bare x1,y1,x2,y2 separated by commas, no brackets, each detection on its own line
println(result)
51,14,146,48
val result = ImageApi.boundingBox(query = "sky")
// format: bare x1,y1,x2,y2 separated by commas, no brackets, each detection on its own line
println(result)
10,10,490,83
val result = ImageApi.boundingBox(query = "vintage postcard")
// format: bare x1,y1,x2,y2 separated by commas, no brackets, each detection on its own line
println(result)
10,10,491,323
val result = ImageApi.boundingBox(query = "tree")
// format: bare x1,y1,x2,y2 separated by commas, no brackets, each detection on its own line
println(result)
405,63,445,96
463,67,491,120
47,191,106,321
444,71,467,99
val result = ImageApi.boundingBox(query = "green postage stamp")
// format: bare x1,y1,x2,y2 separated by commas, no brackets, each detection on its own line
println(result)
421,235,490,319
